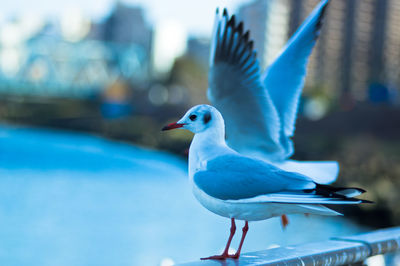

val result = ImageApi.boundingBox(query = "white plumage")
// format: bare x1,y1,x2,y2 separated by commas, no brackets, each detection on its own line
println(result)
163,104,368,260
161,1,371,259
164,105,366,221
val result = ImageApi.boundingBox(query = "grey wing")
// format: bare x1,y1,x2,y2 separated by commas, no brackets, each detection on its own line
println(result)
208,9,283,159
193,154,315,200
194,155,366,205
262,0,329,158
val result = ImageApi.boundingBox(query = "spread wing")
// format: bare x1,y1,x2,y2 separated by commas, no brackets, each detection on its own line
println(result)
193,154,315,200
262,0,329,158
208,9,284,159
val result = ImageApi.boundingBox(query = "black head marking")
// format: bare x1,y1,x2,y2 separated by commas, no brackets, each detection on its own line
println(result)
203,112,212,124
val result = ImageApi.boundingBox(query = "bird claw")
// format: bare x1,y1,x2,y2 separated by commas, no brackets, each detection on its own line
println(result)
201,253,239,260
201,254,229,260
228,253,239,259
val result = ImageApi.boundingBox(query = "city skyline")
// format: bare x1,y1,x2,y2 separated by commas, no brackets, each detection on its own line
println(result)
235,0,400,103
1,0,251,37
1,0,399,106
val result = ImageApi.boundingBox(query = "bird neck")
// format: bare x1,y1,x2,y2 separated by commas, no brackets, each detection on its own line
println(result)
188,124,227,179
194,123,225,147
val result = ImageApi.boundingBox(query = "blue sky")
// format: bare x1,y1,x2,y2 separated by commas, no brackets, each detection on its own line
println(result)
1,0,251,37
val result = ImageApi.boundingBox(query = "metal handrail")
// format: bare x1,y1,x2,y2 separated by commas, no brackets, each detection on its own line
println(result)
178,226,400,265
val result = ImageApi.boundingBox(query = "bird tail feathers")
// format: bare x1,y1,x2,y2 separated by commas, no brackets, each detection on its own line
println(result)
297,204,342,216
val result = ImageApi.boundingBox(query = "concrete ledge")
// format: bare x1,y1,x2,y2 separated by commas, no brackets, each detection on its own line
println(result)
178,227,400,266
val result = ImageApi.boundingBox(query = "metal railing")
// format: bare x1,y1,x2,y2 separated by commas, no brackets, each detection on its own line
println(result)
178,226,400,265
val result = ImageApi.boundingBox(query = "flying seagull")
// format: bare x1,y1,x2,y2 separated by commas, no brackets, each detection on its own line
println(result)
162,104,370,260
208,0,338,185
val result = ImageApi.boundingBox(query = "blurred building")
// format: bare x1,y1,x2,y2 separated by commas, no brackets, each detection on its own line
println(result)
0,26,148,98
102,3,152,56
289,0,400,102
237,0,290,69
151,20,187,77
0,3,153,98
237,0,400,103
186,37,210,67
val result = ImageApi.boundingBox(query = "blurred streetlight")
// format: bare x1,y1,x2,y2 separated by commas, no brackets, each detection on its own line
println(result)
152,20,187,77
61,8,91,42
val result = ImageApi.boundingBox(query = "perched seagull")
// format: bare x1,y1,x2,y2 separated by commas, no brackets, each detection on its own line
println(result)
208,0,338,185
162,104,370,260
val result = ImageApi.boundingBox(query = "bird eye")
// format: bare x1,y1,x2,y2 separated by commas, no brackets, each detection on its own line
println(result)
189,114,197,121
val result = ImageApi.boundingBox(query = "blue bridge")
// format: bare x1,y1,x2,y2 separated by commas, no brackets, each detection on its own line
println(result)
0,37,149,98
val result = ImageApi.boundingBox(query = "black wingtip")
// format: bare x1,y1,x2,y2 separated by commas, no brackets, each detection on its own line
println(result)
228,14,236,27
212,7,259,68
248,40,254,50
361,199,374,204
243,31,250,42
315,0,329,35
312,184,370,200
237,22,244,34
355,188,366,194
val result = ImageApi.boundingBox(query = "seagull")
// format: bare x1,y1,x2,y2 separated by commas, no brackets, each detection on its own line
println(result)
208,0,338,185
162,104,370,260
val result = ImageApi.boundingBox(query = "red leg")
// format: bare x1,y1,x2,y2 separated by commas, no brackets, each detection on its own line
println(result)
201,218,236,260
281,214,289,229
230,221,249,259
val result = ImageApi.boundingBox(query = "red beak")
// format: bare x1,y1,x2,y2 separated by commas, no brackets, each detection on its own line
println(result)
162,122,186,131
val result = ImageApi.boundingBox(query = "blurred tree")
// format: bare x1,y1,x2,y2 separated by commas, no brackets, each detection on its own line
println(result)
293,104,400,227
168,55,208,106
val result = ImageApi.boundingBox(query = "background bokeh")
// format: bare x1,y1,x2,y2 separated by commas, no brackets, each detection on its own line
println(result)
0,0,399,265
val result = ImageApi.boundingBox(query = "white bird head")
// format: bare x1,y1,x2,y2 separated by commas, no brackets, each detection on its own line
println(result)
162,104,224,134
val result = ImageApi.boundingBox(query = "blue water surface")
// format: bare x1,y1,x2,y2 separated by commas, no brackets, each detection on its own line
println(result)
0,125,366,265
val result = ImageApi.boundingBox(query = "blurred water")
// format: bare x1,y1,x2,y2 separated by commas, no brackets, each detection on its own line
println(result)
0,125,367,266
